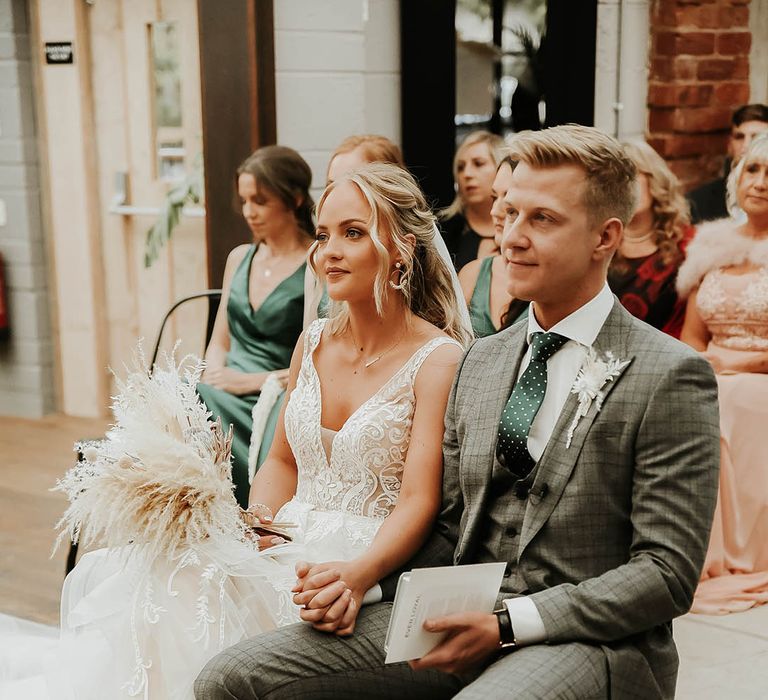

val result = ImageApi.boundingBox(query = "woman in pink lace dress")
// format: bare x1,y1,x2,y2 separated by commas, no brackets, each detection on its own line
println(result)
678,134,768,614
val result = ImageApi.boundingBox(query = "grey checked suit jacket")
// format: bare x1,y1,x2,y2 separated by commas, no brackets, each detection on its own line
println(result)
383,300,720,699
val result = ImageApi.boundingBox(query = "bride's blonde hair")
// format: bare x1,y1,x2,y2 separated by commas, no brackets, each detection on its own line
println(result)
311,163,472,346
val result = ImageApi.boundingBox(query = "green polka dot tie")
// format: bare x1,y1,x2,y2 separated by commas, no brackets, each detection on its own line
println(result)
497,332,569,479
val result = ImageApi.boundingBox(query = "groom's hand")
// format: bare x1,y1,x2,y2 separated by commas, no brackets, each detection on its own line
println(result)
292,561,362,635
408,612,500,674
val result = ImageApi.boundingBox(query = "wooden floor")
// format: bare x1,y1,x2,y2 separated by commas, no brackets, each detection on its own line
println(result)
0,413,109,625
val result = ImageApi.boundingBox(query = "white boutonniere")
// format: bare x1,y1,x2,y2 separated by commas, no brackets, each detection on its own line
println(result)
565,349,630,448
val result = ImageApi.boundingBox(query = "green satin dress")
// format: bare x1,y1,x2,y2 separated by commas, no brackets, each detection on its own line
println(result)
198,245,306,508
468,256,528,337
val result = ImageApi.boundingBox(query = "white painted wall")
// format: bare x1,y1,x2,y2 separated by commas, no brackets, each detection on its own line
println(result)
594,0,650,141
273,0,400,198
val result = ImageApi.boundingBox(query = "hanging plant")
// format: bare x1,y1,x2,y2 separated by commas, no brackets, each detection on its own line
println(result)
144,162,203,268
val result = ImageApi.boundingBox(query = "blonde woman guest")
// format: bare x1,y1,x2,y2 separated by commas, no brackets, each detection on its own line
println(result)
198,146,315,508
1,163,469,700
679,134,768,615
608,141,694,338
440,130,506,270
458,156,528,336
326,134,405,184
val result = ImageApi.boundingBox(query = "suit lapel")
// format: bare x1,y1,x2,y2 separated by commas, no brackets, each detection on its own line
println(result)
456,324,528,561
518,301,636,554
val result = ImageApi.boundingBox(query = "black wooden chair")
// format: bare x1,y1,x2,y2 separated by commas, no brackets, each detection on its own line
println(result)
65,290,222,575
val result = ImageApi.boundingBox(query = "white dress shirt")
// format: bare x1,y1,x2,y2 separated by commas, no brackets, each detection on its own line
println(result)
504,283,615,644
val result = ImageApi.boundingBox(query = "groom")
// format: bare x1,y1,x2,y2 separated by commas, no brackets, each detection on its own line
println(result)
196,126,720,699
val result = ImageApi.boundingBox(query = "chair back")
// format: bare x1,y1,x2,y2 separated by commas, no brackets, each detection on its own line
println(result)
66,289,222,576
149,290,222,369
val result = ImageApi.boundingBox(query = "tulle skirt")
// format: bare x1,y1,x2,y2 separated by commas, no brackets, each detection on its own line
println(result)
0,500,383,699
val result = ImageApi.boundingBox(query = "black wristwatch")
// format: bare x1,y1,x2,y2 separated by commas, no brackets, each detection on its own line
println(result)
493,607,518,650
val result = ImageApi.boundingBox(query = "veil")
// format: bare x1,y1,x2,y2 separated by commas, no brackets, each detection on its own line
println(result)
431,223,474,342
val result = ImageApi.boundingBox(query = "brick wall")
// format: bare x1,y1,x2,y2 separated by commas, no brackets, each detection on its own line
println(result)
0,0,56,417
647,0,752,190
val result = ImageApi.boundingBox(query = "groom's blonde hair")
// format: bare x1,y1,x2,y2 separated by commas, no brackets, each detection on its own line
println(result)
312,163,472,346
507,124,638,227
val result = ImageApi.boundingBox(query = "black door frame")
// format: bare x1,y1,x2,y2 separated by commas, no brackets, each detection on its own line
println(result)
399,0,598,209
197,0,276,288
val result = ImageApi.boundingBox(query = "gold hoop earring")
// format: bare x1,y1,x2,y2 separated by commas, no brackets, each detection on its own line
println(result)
389,261,406,291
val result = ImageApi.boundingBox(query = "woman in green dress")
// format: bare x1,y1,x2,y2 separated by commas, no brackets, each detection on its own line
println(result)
459,156,528,337
198,146,314,508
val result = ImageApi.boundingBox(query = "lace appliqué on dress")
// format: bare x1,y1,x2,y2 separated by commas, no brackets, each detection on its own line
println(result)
122,549,232,698
697,267,768,351
284,320,460,519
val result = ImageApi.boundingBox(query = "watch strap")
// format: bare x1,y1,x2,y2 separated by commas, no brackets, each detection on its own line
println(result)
493,607,517,649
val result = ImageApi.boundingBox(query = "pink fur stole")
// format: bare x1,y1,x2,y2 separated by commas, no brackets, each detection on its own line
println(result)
676,218,768,299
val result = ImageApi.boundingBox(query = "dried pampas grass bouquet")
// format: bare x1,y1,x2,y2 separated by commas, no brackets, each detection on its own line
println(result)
54,348,249,562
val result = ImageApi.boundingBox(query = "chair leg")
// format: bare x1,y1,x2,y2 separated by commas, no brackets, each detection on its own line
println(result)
64,447,85,576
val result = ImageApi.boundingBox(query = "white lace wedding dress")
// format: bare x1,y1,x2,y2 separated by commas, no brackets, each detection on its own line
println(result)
0,320,458,700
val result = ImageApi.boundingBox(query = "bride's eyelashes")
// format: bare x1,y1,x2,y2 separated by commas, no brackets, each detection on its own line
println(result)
314,226,368,244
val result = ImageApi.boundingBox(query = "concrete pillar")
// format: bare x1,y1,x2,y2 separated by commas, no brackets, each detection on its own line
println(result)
31,0,108,416
750,0,768,104
594,0,651,142
273,0,401,199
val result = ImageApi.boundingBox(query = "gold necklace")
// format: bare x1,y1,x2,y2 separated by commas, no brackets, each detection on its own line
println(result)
363,340,401,368
350,333,405,370
260,256,297,278
258,243,307,278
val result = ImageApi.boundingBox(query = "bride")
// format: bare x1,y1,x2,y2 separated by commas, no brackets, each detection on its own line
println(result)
1,163,471,699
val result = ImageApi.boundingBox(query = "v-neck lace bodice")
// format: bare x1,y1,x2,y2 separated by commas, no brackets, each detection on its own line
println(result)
697,266,768,351
284,319,461,519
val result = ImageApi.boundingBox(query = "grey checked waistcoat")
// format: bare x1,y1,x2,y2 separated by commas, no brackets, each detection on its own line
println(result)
475,459,540,599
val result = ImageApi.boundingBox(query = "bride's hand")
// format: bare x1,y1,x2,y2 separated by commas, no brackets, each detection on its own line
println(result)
241,503,285,550
292,561,363,635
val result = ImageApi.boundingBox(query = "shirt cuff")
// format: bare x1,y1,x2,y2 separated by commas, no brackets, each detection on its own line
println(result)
362,583,382,605
503,596,547,645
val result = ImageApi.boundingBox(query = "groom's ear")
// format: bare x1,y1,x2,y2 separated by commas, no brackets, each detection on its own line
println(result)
593,218,622,262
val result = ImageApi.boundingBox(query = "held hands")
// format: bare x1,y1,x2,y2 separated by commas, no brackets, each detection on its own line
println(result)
408,612,501,675
290,566,504,670
291,561,365,636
